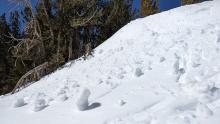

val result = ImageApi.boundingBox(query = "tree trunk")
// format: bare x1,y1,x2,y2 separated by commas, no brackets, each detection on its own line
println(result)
68,34,73,61
57,31,61,64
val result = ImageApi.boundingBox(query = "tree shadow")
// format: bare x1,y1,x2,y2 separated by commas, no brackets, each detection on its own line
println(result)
87,102,101,110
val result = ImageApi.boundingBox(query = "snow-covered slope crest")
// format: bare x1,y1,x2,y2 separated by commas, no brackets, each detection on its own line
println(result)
1,1,220,124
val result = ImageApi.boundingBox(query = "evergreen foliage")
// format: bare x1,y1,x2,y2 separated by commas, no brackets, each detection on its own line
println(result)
0,0,135,95
141,0,159,17
181,0,207,5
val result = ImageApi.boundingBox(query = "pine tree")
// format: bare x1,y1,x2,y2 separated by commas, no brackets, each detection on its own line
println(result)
0,14,9,88
0,13,16,94
10,11,20,38
97,0,134,45
181,0,205,5
0,0,136,94
141,0,159,17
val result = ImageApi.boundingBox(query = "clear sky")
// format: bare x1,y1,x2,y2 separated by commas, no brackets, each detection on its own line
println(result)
0,0,37,15
0,0,181,15
0,0,17,15
159,0,181,11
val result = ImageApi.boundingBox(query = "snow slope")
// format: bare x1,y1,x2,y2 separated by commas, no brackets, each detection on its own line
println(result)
1,1,220,124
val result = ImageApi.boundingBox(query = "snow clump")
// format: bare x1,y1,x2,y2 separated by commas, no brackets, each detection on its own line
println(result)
32,98,47,112
76,88,91,111
135,68,144,77
13,98,26,108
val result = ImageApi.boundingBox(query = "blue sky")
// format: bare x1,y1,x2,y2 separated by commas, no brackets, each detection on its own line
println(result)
159,0,181,11
0,0,37,15
132,0,181,11
0,0,181,15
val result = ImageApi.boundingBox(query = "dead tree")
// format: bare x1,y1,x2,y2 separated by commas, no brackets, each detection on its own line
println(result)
9,0,47,93
11,62,49,94
9,0,46,67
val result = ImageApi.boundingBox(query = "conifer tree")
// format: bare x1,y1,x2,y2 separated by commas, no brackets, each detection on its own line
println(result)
97,0,134,44
0,14,9,90
181,0,205,5
0,0,136,94
141,0,159,17
10,11,20,38
0,13,17,94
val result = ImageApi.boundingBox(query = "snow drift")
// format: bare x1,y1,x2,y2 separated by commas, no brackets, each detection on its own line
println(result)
1,0,220,124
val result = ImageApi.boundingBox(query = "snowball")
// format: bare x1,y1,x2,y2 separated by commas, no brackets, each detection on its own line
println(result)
135,68,144,77
32,98,47,112
76,88,91,111
0,95,4,100
13,98,26,108
55,86,69,102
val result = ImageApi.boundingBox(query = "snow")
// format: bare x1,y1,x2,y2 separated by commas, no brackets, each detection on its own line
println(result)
76,88,91,111
196,103,213,118
31,93,48,112
1,0,220,124
13,98,26,108
32,98,47,112
117,99,126,106
134,67,144,77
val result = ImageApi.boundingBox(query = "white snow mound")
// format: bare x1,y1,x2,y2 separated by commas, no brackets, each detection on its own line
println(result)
13,98,26,108
1,0,220,124
76,88,91,111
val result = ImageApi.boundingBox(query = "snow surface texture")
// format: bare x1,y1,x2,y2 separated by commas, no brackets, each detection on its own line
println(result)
1,0,220,124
